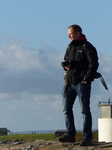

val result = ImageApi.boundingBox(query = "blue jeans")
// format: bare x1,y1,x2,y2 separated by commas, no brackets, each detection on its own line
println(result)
62,83,92,139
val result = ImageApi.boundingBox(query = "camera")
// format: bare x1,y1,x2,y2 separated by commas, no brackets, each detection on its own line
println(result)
61,60,74,68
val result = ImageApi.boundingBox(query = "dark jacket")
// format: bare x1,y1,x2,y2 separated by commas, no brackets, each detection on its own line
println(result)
64,34,99,85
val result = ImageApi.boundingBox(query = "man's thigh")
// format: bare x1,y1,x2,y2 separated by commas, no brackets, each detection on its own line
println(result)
77,83,91,114
62,85,77,111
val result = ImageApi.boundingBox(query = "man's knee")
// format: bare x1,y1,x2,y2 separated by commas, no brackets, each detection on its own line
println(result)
81,109,91,116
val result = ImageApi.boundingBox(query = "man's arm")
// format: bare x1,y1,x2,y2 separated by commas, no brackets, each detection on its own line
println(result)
83,42,99,83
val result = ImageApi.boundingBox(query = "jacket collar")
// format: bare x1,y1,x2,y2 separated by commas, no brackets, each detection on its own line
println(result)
70,34,87,46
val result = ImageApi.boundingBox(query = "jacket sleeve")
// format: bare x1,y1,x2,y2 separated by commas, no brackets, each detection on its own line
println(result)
83,42,99,83
64,44,70,61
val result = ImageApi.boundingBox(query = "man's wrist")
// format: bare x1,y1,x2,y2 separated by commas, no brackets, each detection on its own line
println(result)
81,80,87,84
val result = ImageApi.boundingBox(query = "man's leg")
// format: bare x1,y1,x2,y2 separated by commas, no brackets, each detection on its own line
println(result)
76,83,92,145
59,85,77,142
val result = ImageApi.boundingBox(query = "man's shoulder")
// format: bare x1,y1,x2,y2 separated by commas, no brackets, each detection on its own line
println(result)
85,41,96,50
84,41,98,60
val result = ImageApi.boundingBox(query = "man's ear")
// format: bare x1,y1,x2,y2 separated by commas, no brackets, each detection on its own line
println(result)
76,31,81,39
77,31,81,37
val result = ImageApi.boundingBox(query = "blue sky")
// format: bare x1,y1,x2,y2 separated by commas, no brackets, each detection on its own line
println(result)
0,0,112,132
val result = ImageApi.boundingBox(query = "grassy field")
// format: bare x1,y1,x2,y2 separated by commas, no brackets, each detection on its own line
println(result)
0,131,98,142
75,131,98,142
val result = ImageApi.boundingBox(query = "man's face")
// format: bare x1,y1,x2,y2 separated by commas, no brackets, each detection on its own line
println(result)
68,27,80,41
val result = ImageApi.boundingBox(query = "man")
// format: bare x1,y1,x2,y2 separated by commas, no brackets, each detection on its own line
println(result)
59,24,99,146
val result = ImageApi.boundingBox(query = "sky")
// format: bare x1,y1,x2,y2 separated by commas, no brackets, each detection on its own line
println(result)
0,0,112,133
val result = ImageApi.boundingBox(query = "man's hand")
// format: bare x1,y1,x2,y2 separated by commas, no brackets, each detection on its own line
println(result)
81,80,87,84
64,64,71,70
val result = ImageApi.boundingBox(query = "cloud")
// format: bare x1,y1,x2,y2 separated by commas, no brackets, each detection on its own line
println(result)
0,37,64,95
99,54,112,74
0,44,45,73
0,40,64,78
